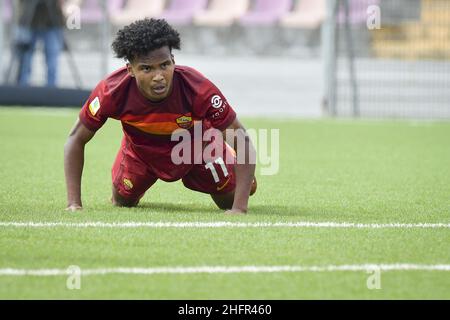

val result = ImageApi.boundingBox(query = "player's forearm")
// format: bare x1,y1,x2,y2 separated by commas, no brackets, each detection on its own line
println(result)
232,162,256,212
64,138,85,206
231,134,256,212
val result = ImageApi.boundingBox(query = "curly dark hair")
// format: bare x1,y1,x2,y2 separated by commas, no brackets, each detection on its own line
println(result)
112,18,181,62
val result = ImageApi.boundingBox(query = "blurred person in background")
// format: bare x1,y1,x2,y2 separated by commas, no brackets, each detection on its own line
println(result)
15,0,65,87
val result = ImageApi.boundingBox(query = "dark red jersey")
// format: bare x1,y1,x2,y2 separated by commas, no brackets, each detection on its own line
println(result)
79,65,236,181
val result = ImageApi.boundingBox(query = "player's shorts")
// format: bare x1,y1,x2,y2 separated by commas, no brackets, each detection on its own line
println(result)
112,139,237,202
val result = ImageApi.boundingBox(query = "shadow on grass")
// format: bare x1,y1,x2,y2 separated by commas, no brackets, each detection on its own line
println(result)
136,202,322,218
94,199,343,219
136,201,218,214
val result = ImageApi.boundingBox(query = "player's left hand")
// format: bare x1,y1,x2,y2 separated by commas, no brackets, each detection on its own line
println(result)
224,209,247,215
65,204,83,212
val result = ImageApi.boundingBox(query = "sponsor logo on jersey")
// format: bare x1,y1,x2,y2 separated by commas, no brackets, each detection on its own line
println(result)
176,115,193,129
123,178,133,190
211,95,223,109
88,97,101,116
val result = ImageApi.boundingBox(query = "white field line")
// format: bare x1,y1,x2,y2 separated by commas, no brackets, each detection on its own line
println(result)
0,221,449,229
0,264,449,276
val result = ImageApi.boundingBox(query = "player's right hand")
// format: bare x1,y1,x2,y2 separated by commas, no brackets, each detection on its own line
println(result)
65,204,83,212
250,177,257,196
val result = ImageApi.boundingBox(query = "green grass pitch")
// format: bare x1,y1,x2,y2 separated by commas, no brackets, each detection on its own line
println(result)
0,107,449,299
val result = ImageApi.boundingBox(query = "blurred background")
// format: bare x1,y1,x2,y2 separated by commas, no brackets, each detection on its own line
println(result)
0,0,449,119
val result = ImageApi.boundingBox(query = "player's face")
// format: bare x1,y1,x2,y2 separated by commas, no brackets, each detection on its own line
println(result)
127,46,175,102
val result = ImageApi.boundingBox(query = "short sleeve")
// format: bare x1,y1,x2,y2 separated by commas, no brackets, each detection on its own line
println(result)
79,80,109,132
193,80,236,131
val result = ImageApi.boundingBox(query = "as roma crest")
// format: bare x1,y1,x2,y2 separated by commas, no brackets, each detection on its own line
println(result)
176,115,193,129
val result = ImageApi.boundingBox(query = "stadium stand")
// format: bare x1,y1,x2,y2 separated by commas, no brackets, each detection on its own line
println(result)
191,0,250,54
159,0,208,26
110,0,166,26
280,0,325,29
239,0,293,26
234,0,293,55
372,0,450,60
79,0,125,24
337,0,380,25
193,0,250,27
2,0,12,23
278,0,326,53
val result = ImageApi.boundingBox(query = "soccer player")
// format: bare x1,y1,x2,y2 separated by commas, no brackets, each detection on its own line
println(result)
64,19,256,214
